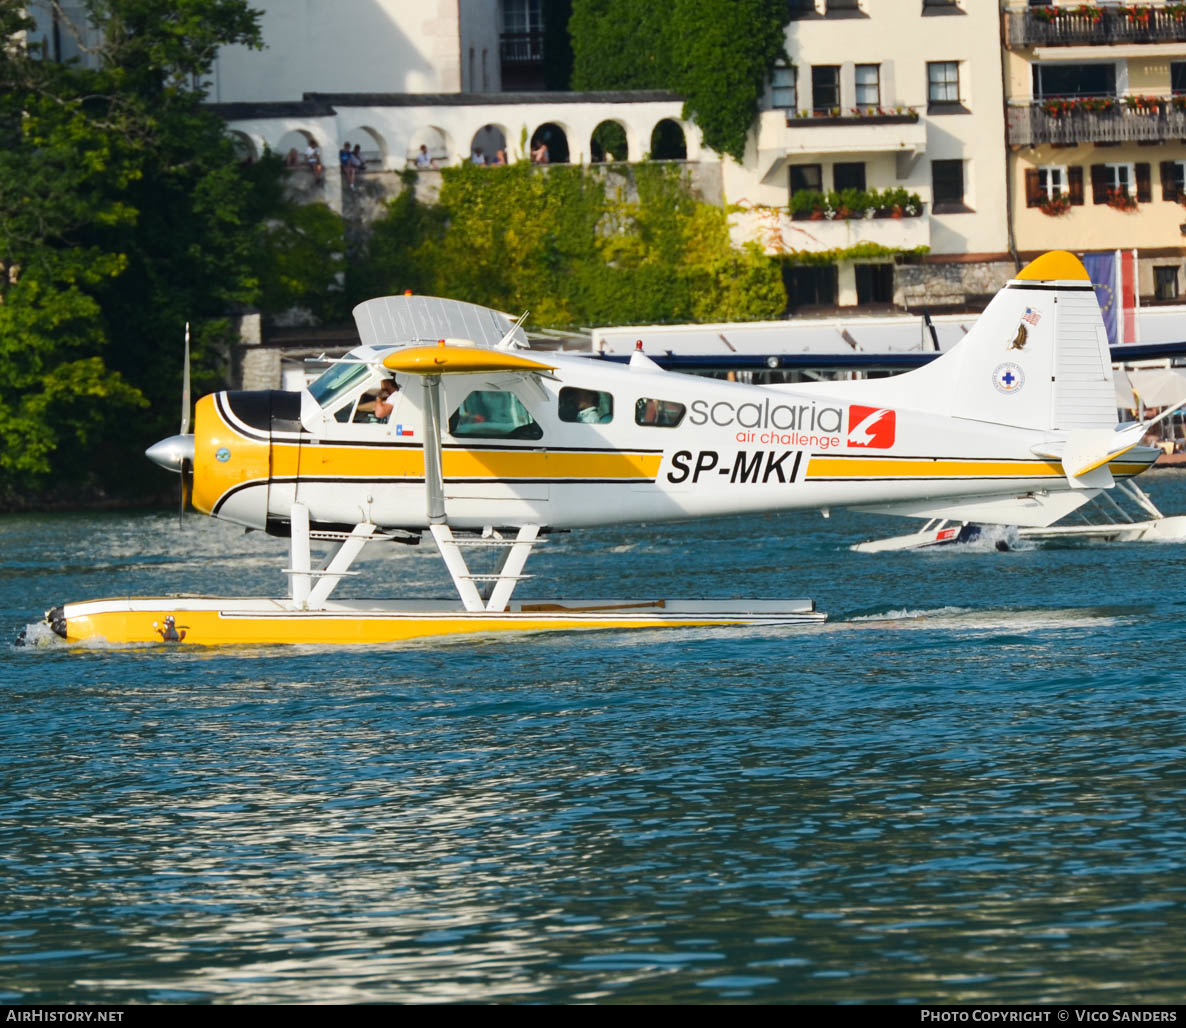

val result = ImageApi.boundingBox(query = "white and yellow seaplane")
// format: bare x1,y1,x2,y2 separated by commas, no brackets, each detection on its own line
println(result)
41,250,1166,645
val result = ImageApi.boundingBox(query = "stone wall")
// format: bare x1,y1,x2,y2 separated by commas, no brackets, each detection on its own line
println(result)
896,260,1017,310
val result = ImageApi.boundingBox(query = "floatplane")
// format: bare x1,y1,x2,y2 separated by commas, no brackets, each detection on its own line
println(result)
35,250,1171,645
851,478,1186,554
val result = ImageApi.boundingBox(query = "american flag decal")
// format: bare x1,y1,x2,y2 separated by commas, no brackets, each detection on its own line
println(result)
1021,306,1042,326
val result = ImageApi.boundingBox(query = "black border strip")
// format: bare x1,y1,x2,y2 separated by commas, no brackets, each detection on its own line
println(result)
1005,283,1096,292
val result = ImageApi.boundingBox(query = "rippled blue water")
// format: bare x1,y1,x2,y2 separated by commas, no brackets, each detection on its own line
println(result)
4,474,1186,1003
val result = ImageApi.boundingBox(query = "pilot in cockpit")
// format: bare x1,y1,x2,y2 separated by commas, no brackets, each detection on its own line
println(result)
352,378,399,422
374,378,400,420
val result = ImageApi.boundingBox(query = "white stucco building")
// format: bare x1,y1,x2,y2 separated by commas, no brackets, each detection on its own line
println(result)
21,0,1186,319
209,0,503,100
727,0,1012,310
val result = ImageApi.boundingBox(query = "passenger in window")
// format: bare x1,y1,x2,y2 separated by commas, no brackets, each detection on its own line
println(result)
576,390,607,423
560,387,612,424
635,397,686,427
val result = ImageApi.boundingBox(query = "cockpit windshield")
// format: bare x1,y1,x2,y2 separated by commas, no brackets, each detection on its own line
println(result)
308,360,373,411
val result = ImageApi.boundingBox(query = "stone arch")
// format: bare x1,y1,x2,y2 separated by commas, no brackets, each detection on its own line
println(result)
276,128,318,166
591,119,628,163
228,130,259,163
342,125,389,171
650,119,687,161
530,122,569,164
469,123,507,165
407,125,454,167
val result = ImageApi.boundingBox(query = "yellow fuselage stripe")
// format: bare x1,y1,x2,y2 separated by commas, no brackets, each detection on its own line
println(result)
274,444,662,480
805,457,1154,480
807,456,1064,479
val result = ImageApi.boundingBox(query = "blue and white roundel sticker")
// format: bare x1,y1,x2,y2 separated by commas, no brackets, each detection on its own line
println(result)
992,362,1025,395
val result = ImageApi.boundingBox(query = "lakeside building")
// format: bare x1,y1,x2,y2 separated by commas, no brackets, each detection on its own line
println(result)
21,1,1186,315
208,1,1017,315
1003,0,1186,307
726,0,1011,313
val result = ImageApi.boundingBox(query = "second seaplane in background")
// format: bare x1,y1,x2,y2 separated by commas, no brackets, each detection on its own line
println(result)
42,251,1173,645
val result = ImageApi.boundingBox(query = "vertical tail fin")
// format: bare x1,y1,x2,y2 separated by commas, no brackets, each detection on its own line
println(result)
875,250,1116,434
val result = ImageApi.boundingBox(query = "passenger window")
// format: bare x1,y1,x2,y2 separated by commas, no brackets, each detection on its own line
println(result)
559,387,613,424
449,390,544,440
635,397,686,428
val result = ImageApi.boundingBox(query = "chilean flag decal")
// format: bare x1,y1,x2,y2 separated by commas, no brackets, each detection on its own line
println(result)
847,405,895,449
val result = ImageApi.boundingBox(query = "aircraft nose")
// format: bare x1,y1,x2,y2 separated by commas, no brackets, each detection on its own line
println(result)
146,434,195,473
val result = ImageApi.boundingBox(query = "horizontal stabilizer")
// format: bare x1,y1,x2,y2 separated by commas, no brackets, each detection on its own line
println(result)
853,488,1098,528
1056,425,1146,486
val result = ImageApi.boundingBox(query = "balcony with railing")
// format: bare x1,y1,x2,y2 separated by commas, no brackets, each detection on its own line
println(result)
731,200,931,258
1006,5,1186,48
1008,96,1186,145
499,31,544,64
755,107,927,168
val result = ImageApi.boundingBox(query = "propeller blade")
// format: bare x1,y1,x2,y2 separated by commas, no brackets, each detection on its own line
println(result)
179,456,193,527
180,322,192,436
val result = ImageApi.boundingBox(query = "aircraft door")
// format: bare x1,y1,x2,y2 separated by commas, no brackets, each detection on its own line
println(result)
442,384,549,503
266,390,305,525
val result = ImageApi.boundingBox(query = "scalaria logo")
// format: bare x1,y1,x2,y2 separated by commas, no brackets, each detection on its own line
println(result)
847,406,895,449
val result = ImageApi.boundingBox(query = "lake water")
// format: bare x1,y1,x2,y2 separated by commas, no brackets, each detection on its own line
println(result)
4,473,1186,1003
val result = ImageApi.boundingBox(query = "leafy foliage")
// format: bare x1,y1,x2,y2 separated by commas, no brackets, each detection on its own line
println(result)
253,178,349,322
670,0,790,163
357,163,785,329
569,0,789,161
780,243,931,268
0,0,288,499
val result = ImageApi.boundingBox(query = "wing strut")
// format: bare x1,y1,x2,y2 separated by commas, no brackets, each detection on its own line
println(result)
430,524,542,612
286,502,406,610
419,373,542,612
422,373,447,523
382,341,556,612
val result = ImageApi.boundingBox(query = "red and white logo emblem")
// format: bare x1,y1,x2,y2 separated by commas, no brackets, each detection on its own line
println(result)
847,405,895,449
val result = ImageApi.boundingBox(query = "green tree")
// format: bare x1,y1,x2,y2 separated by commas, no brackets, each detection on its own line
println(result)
346,174,447,305
569,0,789,162
360,163,784,330
0,0,273,499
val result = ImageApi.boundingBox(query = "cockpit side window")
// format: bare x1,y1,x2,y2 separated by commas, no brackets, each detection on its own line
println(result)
448,390,544,440
309,362,372,412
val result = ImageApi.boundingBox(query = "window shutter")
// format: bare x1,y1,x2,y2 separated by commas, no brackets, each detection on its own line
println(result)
1090,164,1107,204
1025,169,1041,207
1068,166,1084,205
1136,163,1152,204
1161,161,1179,202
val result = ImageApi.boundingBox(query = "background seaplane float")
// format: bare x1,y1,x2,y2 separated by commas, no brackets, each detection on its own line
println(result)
850,477,1186,554
34,250,1170,646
